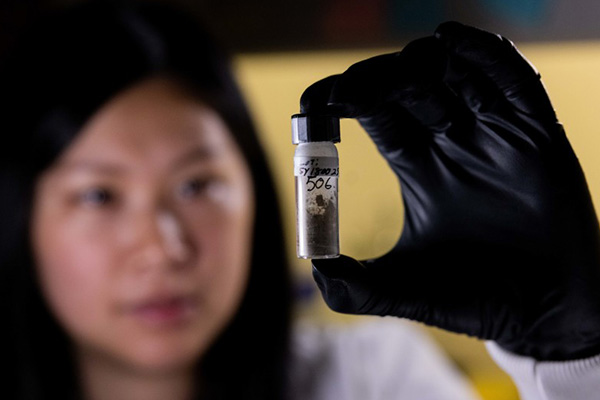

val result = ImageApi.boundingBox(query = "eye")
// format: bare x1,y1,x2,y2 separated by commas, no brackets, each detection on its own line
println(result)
79,187,114,207
178,177,213,199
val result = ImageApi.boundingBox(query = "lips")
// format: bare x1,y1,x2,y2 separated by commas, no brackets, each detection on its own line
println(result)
125,294,198,327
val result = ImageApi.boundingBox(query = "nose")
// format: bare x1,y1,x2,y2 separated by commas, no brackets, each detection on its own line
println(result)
156,211,191,262
130,209,193,273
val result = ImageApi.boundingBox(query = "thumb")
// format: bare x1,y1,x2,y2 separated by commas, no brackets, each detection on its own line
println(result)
312,255,396,316
311,251,481,338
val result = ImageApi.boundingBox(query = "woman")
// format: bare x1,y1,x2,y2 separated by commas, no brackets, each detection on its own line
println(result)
0,1,292,398
3,1,485,399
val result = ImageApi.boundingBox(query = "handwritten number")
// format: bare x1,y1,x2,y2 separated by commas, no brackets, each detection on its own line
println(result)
306,177,334,192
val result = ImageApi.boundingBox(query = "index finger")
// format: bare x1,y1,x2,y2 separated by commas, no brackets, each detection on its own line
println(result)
435,21,556,119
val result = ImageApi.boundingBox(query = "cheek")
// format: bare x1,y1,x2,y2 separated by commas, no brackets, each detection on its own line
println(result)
188,193,255,318
33,213,114,339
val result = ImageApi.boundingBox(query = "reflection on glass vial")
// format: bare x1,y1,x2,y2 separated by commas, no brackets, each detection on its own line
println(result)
294,142,339,259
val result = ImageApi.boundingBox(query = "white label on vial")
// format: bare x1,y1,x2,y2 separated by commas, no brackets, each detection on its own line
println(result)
294,156,339,178
294,156,339,258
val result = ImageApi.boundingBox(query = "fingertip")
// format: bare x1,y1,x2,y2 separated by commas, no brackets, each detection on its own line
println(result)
300,74,340,114
312,254,364,279
311,255,366,297
311,255,369,314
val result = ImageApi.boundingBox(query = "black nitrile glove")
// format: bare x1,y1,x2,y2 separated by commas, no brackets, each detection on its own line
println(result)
302,21,600,361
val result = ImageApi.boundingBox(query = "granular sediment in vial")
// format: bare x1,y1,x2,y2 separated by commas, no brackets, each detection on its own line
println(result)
306,194,327,215
304,190,338,255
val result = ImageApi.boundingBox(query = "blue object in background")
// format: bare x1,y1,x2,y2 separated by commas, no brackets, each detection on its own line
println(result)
481,0,550,24
387,0,445,35
386,0,552,39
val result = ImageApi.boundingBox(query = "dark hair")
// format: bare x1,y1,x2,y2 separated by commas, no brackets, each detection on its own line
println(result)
0,1,292,399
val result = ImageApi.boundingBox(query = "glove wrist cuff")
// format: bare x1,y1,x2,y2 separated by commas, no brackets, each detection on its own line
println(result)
486,341,600,399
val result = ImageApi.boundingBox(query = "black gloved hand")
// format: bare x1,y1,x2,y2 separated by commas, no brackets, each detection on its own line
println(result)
302,21,600,361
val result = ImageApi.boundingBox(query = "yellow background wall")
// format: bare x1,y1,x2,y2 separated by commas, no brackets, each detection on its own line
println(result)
233,41,600,400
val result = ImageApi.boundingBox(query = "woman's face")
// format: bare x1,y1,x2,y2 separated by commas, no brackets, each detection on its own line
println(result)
31,78,254,374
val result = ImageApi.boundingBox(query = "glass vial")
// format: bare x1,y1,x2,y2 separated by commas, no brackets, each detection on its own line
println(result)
292,113,340,259
294,142,339,258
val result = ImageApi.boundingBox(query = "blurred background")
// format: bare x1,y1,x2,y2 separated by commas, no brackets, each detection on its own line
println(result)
3,0,600,399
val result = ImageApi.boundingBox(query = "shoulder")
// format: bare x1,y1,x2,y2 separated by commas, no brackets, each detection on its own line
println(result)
286,316,480,400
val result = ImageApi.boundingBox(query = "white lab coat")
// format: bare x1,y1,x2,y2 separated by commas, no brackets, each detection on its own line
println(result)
287,317,600,400
287,317,481,400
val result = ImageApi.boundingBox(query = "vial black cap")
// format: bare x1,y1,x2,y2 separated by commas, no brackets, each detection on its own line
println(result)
291,113,340,144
